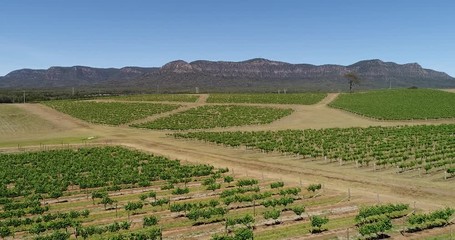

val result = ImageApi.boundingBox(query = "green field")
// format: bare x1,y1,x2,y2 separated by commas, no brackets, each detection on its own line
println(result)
0,146,347,239
0,147,215,197
44,101,180,125
0,147,451,239
329,89,455,120
132,105,293,130
174,124,455,176
108,94,199,102
207,93,327,105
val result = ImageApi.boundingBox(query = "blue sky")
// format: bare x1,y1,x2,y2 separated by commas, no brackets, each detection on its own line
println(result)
1,0,454,76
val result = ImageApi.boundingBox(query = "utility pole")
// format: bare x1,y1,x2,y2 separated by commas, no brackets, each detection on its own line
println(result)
72,87,75,96
23,90,26,103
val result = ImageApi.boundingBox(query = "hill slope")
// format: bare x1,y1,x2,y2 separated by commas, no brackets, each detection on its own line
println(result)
1,59,454,91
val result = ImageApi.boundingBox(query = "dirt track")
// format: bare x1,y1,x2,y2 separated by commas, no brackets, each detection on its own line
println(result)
2,94,455,212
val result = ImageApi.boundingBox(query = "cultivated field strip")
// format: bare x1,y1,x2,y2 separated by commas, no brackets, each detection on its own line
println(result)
329,89,455,120
206,93,327,105
0,146,452,239
132,105,294,130
106,94,200,103
174,124,455,180
43,101,180,125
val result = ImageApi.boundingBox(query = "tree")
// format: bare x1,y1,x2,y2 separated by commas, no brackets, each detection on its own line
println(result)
233,227,253,240
292,206,305,220
125,202,143,219
263,209,281,224
307,183,322,193
344,72,360,93
143,215,159,227
358,217,392,237
100,196,114,210
91,191,107,205
29,223,46,235
310,215,329,233
224,176,234,184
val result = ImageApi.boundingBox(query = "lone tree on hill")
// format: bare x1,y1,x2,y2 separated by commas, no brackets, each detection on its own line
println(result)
344,72,360,93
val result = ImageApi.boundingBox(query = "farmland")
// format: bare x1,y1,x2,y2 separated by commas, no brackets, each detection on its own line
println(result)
132,105,293,130
1,146,450,240
108,94,199,103
0,105,55,135
1,89,455,239
329,89,455,120
175,124,455,178
44,101,180,125
207,93,327,105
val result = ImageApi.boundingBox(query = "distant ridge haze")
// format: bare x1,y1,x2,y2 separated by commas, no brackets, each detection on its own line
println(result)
1,59,454,92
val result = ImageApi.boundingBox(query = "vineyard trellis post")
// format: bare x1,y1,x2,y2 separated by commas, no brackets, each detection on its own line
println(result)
115,202,118,218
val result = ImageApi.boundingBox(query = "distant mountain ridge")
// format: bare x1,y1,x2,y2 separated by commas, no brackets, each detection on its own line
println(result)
1,59,454,92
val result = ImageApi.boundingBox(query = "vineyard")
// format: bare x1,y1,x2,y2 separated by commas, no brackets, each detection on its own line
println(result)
131,105,293,130
174,124,455,178
206,93,327,105
0,146,394,240
3,89,455,239
329,89,455,120
107,94,199,103
44,101,180,125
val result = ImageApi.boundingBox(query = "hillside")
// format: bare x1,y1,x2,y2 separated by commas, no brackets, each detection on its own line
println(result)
0,66,158,88
1,59,454,91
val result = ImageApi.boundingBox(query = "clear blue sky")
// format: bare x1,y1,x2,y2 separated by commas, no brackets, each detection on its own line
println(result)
1,0,454,76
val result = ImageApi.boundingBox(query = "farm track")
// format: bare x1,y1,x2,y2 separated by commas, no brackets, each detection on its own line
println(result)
440,88,455,93
125,105,198,126
114,137,454,209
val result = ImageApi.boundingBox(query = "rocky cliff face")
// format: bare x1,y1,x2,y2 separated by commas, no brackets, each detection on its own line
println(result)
1,59,454,91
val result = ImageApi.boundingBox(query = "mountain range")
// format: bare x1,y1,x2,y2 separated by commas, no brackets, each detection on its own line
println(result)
1,59,454,92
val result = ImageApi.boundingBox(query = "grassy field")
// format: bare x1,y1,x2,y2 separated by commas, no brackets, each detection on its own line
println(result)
132,105,293,130
44,101,180,125
207,93,327,105
0,105,55,135
329,89,455,120
107,94,200,102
